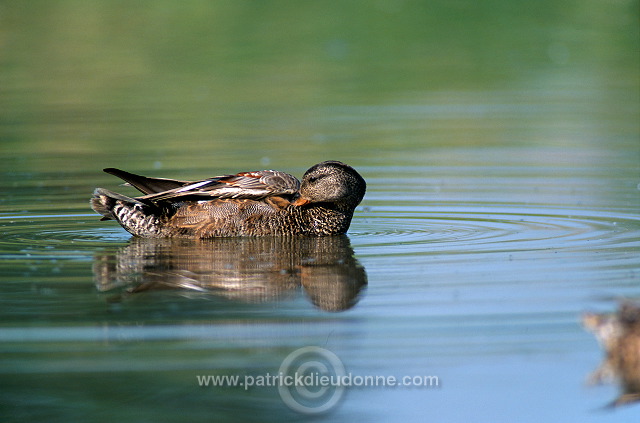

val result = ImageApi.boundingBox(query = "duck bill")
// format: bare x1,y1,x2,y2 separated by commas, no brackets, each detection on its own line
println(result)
292,196,311,206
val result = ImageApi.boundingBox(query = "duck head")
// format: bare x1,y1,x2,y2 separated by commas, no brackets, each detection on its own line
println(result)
293,161,366,210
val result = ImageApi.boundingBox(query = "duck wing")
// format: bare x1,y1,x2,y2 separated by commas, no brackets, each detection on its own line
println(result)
103,168,191,194
137,170,301,202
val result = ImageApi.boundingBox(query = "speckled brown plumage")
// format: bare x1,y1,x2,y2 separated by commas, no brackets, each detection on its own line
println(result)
91,161,366,238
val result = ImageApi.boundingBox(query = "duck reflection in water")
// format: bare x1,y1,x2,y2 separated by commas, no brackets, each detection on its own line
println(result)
582,301,640,407
93,235,367,312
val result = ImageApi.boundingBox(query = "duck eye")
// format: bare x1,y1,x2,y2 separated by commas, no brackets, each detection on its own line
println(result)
308,175,320,183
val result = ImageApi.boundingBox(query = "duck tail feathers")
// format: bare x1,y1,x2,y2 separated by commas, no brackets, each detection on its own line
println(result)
91,188,144,221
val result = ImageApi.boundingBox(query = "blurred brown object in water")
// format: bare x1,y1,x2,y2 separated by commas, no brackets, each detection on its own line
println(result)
582,301,640,407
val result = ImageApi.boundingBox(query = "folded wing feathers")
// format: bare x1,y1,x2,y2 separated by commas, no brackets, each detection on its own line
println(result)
136,170,300,202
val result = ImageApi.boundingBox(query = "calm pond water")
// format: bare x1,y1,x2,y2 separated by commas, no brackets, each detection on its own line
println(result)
1,1,639,422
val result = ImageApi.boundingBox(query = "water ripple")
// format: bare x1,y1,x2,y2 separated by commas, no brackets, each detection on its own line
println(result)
0,213,127,258
352,205,640,255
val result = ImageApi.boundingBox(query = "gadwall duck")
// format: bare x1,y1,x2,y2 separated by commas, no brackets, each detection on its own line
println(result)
91,161,366,238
